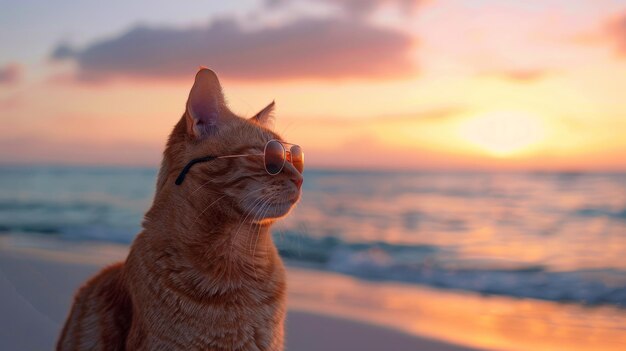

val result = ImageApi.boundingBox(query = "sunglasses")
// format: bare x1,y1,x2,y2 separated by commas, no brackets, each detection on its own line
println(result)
175,139,304,185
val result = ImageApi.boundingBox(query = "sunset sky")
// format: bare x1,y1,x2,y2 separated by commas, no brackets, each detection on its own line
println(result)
1,0,626,170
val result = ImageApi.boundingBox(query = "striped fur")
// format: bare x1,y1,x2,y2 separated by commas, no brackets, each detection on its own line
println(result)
57,69,301,351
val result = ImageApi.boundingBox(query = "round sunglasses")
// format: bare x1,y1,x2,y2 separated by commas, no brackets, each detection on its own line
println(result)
175,139,304,185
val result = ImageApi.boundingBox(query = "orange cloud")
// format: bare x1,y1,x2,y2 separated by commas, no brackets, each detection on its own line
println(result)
607,11,626,55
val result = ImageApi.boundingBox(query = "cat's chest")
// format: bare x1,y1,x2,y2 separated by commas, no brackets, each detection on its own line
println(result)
131,282,283,350
140,275,280,315
133,262,285,322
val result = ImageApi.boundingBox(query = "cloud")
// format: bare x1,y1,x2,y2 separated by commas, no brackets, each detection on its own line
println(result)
0,63,22,85
50,17,415,81
500,69,548,82
607,12,626,54
265,0,421,17
50,44,75,60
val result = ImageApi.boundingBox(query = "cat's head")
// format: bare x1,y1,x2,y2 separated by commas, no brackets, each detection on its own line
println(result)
158,68,303,224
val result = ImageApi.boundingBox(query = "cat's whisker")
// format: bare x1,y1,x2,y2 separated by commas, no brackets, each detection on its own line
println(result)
192,188,260,236
189,194,228,229
247,195,276,247
220,170,266,185
189,179,216,196
229,194,269,257
240,190,272,221
243,197,273,278
243,197,271,276
248,196,273,251
200,188,263,234
246,196,274,252
239,194,267,227
193,171,264,193
251,196,276,280
229,188,267,224
279,120,295,136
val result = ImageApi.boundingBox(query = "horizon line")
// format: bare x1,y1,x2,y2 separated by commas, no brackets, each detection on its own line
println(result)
1,162,625,174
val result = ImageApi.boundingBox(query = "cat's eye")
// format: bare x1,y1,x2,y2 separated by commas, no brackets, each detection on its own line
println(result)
175,139,304,185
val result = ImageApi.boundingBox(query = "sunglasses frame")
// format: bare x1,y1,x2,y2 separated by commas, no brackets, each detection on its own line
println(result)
174,139,303,185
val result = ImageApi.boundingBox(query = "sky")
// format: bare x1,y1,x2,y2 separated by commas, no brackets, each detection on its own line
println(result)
1,0,626,171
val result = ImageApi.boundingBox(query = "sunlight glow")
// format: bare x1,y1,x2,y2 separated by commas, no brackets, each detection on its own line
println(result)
458,111,546,157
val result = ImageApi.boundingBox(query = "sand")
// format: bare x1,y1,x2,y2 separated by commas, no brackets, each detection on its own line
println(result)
0,236,480,351
4,236,625,351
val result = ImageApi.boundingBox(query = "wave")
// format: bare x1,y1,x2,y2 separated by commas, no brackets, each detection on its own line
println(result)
274,232,626,308
2,223,626,307
574,206,626,220
0,199,111,212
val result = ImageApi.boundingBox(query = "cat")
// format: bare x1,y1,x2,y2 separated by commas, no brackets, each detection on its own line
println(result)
57,68,303,351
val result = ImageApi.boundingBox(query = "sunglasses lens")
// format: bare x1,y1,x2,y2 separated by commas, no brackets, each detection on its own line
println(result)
290,145,304,173
265,140,285,175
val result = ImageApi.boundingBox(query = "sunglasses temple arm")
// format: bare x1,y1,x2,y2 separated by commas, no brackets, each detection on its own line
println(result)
174,156,218,185
217,153,264,158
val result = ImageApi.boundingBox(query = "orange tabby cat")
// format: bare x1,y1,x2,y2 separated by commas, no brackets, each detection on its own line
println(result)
57,68,303,351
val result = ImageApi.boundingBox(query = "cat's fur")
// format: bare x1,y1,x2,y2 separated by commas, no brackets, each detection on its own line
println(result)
57,68,302,351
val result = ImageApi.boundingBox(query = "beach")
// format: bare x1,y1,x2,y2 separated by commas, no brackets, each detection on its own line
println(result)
0,236,480,351
2,235,626,351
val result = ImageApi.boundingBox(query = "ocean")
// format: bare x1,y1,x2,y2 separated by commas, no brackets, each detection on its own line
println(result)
1,166,625,307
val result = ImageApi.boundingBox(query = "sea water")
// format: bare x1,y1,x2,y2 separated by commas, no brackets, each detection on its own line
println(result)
1,166,625,307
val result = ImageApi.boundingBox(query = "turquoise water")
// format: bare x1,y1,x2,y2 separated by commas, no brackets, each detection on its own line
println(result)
1,165,625,306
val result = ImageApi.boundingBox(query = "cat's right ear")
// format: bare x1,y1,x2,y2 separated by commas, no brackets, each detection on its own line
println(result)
185,68,225,138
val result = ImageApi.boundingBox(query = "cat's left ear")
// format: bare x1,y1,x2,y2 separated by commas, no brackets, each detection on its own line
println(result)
250,101,275,130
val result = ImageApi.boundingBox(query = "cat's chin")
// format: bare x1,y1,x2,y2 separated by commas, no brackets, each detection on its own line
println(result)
252,197,299,223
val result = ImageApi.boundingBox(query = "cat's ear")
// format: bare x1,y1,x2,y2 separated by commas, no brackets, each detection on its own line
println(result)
185,68,225,138
250,100,276,130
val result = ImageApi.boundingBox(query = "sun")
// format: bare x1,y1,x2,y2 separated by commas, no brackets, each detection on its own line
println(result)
458,111,545,157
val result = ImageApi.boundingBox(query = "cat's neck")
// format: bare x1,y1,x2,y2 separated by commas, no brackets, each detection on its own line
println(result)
142,189,278,269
